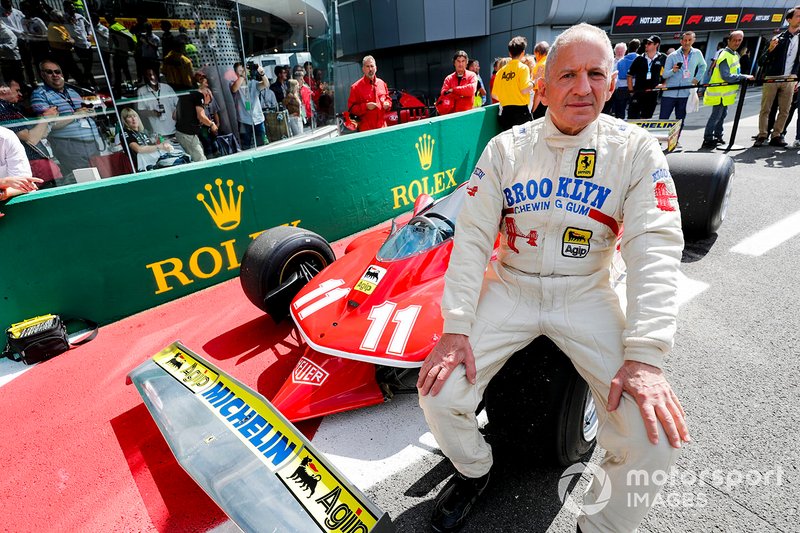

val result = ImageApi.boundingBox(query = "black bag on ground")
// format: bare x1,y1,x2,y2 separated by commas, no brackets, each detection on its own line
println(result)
2,315,98,365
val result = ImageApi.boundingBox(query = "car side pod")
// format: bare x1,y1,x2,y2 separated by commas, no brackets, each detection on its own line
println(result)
128,341,395,533
272,348,386,423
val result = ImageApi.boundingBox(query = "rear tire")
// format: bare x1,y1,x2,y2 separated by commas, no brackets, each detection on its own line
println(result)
239,226,335,322
483,337,596,467
667,152,735,238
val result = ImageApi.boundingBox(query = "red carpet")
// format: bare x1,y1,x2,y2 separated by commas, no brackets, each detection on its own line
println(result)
0,228,384,532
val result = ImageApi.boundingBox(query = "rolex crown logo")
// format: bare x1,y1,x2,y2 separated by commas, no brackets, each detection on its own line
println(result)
197,178,245,231
416,133,434,170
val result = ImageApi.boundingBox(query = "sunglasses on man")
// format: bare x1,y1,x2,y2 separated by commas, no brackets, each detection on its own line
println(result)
42,69,62,75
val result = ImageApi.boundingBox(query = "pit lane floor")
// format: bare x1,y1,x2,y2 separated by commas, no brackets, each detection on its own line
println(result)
2,90,798,532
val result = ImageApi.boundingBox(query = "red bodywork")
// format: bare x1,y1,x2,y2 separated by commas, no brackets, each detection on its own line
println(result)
384,90,431,126
273,193,463,422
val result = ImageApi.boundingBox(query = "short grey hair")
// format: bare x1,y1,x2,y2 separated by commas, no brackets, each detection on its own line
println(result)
545,23,614,82
362,55,375,66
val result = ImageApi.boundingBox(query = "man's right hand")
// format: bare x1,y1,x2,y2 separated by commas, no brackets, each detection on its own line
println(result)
417,333,476,397
769,37,779,52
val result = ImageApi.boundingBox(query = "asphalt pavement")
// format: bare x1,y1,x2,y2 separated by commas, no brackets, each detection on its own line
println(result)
311,89,800,533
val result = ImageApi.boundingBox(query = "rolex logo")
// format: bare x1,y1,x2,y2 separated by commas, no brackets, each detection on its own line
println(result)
415,134,434,170
196,178,245,231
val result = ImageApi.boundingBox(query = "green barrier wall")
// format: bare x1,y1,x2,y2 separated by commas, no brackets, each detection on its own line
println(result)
1,106,500,326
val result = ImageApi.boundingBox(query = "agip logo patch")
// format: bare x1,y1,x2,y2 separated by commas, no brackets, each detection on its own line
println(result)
575,149,596,179
562,227,592,258
354,265,387,295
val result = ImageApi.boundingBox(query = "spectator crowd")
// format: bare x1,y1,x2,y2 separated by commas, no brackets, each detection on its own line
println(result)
5,4,800,204
0,2,336,200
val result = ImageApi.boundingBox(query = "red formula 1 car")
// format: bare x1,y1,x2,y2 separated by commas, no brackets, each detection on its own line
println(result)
240,150,734,465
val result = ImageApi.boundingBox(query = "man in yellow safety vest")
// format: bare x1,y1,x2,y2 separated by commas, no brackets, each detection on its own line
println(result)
702,30,753,149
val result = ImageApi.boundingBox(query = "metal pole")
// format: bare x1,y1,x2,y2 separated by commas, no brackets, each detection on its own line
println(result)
750,38,762,76
724,81,748,152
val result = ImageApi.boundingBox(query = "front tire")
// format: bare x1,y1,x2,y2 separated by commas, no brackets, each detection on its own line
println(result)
239,226,335,322
483,337,596,467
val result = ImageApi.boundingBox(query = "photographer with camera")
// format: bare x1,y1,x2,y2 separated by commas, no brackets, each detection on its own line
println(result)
660,31,706,123
230,61,267,149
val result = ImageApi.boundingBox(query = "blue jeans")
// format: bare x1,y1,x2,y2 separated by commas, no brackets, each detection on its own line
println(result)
659,96,688,121
239,121,266,149
704,104,728,141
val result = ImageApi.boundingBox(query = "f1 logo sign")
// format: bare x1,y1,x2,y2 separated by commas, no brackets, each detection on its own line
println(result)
616,15,637,27
686,15,703,25
741,13,754,23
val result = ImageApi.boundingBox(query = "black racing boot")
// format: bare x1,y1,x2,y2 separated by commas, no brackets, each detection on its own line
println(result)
430,471,490,532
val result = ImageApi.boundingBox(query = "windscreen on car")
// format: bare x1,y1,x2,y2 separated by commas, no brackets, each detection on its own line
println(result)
376,186,466,261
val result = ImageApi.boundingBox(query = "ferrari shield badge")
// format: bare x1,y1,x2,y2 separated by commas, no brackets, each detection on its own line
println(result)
575,149,596,179
355,265,387,295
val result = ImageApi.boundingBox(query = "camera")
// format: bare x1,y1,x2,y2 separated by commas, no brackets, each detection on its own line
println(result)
157,103,165,114
246,61,263,81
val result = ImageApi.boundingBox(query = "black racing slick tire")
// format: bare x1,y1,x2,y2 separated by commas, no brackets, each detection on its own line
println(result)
483,337,596,467
667,152,735,238
239,226,335,322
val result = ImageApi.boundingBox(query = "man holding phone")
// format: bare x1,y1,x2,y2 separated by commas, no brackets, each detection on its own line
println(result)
660,31,707,122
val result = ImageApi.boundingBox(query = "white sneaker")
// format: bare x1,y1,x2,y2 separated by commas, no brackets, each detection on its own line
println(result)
793,139,800,148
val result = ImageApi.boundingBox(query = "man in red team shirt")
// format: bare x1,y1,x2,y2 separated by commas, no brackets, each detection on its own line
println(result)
346,55,390,132
441,50,478,113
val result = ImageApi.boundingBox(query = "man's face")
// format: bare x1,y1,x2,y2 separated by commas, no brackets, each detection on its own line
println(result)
454,56,467,75
40,62,64,90
728,33,744,51
0,81,21,103
362,59,377,80
645,41,658,54
146,69,158,86
469,61,479,74
680,34,695,52
788,10,800,29
540,39,615,136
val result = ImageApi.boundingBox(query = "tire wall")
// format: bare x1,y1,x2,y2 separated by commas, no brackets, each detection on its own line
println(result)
0,106,500,326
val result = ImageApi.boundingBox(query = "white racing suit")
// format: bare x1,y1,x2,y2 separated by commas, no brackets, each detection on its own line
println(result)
419,113,684,533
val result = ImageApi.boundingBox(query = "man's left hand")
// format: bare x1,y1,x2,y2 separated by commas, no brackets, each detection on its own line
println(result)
607,360,690,449
382,100,390,110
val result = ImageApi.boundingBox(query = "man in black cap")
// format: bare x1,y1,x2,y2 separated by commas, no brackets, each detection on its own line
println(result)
627,35,667,118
